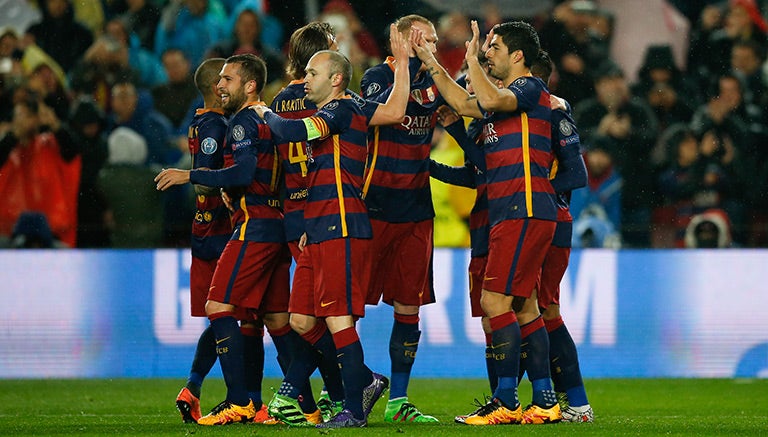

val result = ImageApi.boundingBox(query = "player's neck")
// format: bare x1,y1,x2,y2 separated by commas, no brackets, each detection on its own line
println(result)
504,68,532,88
316,90,345,108
238,97,263,112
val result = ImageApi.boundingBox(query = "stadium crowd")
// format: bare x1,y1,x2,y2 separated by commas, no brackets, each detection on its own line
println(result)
1,0,767,249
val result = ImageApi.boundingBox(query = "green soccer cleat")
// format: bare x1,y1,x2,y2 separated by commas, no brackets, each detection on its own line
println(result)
316,392,344,423
266,393,312,427
384,397,439,423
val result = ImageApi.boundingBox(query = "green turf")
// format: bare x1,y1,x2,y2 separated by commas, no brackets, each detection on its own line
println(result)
0,378,766,436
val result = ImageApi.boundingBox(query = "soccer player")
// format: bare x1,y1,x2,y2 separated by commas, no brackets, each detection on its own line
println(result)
171,57,232,424
155,54,291,426
411,20,559,425
165,56,289,426
359,15,443,423
268,22,347,425
252,38,410,427
529,50,594,423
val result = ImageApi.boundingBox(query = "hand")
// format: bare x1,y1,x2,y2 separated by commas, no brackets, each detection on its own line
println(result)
298,232,307,252
549,95,568,111
250,104,271,119
409,26,436,65
465,20,482,65
220,189,235,212
436,105,461,127
154,168,190,191
37,103,60,132
390,23,409,64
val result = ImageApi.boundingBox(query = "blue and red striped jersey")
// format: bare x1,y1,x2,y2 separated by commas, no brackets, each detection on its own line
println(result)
480,75,556,226
549,106,587,247
270,82,379,241
302,96,372,244
224,107,284,242
270,81,316,241
188,108,231,260
361,57,443,223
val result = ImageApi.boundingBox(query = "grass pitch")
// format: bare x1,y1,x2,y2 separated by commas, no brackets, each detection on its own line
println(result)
0,378,766,436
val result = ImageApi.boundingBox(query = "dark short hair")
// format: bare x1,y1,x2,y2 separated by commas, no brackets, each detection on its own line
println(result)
225,54,267,94
194,57,225,95
530,49,554,85
492,21,540,68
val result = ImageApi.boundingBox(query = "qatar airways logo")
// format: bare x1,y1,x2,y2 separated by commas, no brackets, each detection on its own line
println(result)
482,122,498,144
400,114,433,136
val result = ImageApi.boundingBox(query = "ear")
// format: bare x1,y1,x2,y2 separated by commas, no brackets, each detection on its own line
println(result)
246,80,256,94
330,72,343,87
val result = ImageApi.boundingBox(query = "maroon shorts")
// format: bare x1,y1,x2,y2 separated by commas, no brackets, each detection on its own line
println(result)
537,245,570,310
207,240,290,314
366,219,435,306
288,243,315,316
468,255,488,318
308,237,371,318
190,256,217,317
484,218,555,298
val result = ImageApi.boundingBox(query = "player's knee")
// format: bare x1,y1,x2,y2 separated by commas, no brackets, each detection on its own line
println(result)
542,304,560,320
289,313,316,335
262,311,289,330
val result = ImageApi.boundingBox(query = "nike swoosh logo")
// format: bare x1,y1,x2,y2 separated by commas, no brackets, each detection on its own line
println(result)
403,341,419,347
215,336,231,344
483,276,498,281
492,342,510,349
320,300,336,308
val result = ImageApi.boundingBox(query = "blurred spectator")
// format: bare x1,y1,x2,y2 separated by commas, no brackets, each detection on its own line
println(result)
654,125,727,247
70,0,105,37
319,0,382,92
206,8,286,87
573,62,659,246
154,0,227,66
7,211,67,248
26,61,70,121
107,81,175,166
25,0,94,72
321,0,382,62
632,45,697,132
69,96,111,248
690,74,753,158
0,0,40,36
697,127,749,244
103,17,168,89
539,0,613,106
0,93,81,247
226,0,285,52
689,0,767,85
728,40,768,145
119,0,162,51
151,48,198,133
97,126,163,247
436,11,472,79
570,137,623,246
684,208,733,248
68,32,140,110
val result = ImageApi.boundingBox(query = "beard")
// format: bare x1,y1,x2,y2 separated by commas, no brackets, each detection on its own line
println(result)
223,88,247,113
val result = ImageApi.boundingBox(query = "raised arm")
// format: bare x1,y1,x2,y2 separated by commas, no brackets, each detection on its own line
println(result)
369,23,410,126
464,21,520,113
411,26,484,119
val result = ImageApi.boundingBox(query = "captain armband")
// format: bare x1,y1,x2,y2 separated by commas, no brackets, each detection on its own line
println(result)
303,118,323,141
